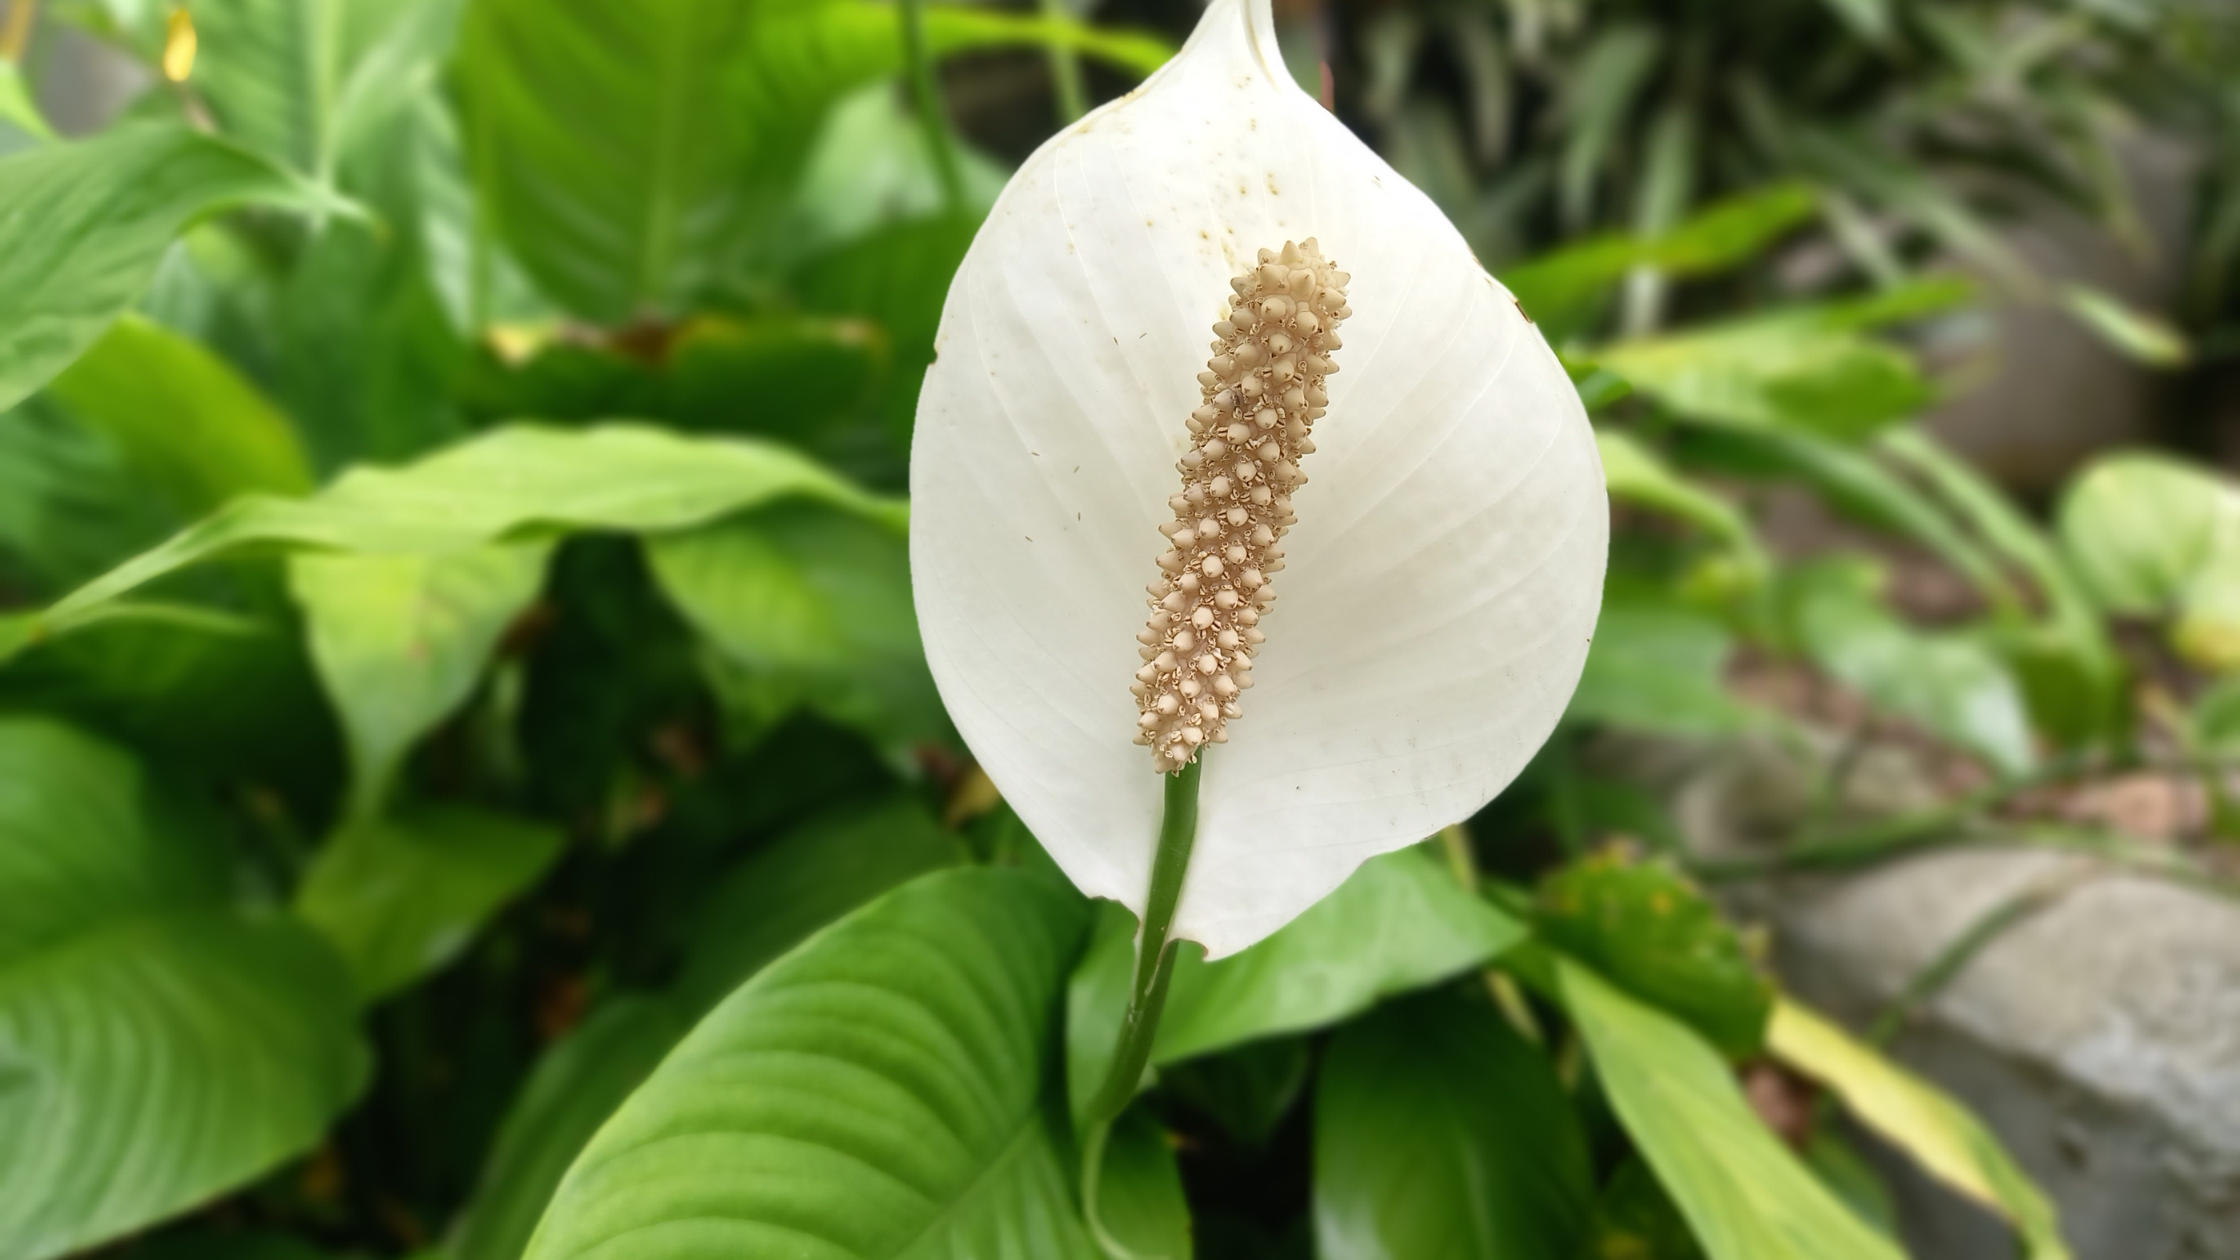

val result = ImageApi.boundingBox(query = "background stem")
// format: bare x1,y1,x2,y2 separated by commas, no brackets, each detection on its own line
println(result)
898,0,966,214
1037,0,1089,123
1084,755,1201,1126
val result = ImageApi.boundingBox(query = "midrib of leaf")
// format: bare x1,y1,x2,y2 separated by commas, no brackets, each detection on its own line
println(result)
636,4,700,312
890,1113,1053,1259
307,0,342,186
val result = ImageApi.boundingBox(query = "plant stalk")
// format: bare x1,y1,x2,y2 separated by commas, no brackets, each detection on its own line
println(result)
1037,0,1088,123
1085,754,1201,1125
898,0,967,215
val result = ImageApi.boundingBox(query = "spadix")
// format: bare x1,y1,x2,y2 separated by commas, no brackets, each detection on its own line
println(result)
910,0,1607,958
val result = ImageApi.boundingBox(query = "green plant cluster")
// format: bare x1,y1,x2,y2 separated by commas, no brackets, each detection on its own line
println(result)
2,1,2234,1259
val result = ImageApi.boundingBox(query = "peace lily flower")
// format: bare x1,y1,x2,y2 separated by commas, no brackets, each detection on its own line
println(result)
911,0,1607,963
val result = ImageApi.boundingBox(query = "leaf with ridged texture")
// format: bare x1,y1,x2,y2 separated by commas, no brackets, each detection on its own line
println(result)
0,122,354,412
1315,991,1592,1260
1069,846,1524,1120
295,804,564,1001
1557,958,1903,1260
11,424,902,660
0,718,366,1260
523,868,1098,1260
447,994,692,1260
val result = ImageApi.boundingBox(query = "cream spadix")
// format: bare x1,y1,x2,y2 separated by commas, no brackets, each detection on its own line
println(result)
911,0,1608,958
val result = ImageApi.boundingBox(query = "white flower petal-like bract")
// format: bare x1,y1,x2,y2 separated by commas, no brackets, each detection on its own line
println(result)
910,0,1608,959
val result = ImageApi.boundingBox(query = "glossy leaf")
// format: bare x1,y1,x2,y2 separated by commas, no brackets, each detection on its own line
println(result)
1315,991,1592,1260
288,541,552,816
1596,318,1930,440
1596,429,1767,575
0,59,53,143
16,424,903,653
2060,283,2189,368
0,718,366,1260
1069,847,1525,1119
1537,850,1772,1057
295,804,564,1001
646,501,945,757
523,868,1099,1260
674,796,969,1011
0,396,181,594
1098,1108,1195,1260
0,122,352,412
2057,450,2237,616
1769,998,2070,1259
48,314,315,516
447,994,691,1260
1557,958,1904,1260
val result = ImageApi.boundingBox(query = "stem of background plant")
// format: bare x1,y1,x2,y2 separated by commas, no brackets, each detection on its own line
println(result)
1438,824,1545,1044
1037,0,1089,123
898,0,967,215
1079,754,1201,1260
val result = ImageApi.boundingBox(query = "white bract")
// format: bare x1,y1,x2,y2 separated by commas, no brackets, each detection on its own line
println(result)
910,0,1608,958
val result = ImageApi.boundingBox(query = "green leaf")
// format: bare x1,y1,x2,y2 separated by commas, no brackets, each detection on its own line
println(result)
456,0,1162,321
674,796,969,1012
1536,850,1772,1057
2061,283,2189,368
1580,1158,1704,1260
17,423,903,653
447,994,692,1260
0,58,54,143
0,122,354,412
1785,557,2036,774
1596,430,1767,575
0,718,367,1260
1595,319,1931,440
1156,1036,1310,1148
523,868,1100,1260
646,500,945,757
1314,991,1592,1260
2057,450,2236,616
1069,846,1525,1120
1557,958,1905,1260
1097,1107,1195,1260
1769,998,2070,1259
1569,591,1756,737
48,314,315,516
0,395,182,595
295,803,564,1001
794,213,981,455
288,541,552,816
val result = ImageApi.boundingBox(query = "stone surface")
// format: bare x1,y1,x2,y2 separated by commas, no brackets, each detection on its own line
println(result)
1601,731,2240,1259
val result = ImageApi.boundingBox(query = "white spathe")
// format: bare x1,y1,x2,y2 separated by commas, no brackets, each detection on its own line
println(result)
910,0,1607,958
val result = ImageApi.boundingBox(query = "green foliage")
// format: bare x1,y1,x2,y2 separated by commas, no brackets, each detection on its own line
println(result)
1315,991,1593,1259
1558,958,1904,1260
1570,588,1756,737
295,803,563,1001
1537,850,1773,1057
0,718,366,1260
0,122,353,412
524,868,1098,1260
1068,846,1525,1119
2058,451,2240,671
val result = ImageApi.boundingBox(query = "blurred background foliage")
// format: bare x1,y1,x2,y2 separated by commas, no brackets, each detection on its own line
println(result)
2,0,2239,1257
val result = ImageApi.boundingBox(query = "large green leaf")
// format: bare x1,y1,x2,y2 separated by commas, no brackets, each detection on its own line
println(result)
2057,451,2240,621
48,314,315,516
0,122,352,412
646,500,945,756
14,423,903,653
523,868,1100,1260
0,718,366,1260
1536,851,1772,1057
295,803,564,1001
447,994,692,1260
1069,846,1525,1119
456,0,1165,321
1098,1107,1195,1260
1596,320,1931,440
1769,998,2069,1259
1595,430,1767,575
1315,991,1592,1260
0,396,181,595
288,541,552,816
1557,958,1904,1260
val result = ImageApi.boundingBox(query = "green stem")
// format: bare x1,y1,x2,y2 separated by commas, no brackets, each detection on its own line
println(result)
1037,0,1088,123
898,0,966,215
